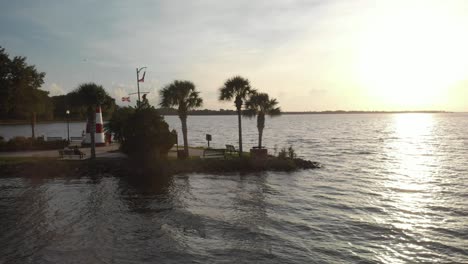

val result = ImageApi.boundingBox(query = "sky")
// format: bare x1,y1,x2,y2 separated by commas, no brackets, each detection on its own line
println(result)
1,0,467,111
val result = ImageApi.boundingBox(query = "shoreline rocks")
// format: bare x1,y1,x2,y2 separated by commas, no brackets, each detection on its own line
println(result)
0,156,321,178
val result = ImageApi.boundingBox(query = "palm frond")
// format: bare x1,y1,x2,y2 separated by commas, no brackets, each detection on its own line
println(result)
242,108,256,118
159,80,202,112
219,76,252,102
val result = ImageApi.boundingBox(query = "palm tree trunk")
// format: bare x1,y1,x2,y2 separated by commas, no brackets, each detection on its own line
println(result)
180,115,189,157
258,129,263,149
257,114,265,149
89,107,96,159
237,108,243,156
30,112,36,139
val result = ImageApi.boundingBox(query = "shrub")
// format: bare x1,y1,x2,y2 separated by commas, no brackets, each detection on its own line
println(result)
105,106,135,143
288,145,297,159
278,147,287,159
120,107,175,166
277,145,297,159
0,136,68,151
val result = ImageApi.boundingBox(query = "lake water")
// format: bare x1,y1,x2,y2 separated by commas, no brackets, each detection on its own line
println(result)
1,114,468,263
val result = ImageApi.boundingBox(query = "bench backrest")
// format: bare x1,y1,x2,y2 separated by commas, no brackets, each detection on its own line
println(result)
47,137,63,141
226,145,237,152
70,136,83,141
203,149,225,157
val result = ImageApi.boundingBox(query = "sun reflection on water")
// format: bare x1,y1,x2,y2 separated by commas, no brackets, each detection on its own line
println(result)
378,114,443,262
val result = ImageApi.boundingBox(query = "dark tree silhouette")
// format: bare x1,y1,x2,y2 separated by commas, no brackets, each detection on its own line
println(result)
0,46,47,138
219,76,255,156
160,80,203,157
244,92,281,149
69,83,110,159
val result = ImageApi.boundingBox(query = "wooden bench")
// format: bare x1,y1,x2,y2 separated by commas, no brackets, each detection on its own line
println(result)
59,149,86,159
225,144,239,155
70,136,83,141
203,148,226,159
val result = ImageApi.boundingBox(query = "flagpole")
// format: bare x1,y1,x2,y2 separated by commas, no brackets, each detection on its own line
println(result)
136,67,147,108
136,68,140,107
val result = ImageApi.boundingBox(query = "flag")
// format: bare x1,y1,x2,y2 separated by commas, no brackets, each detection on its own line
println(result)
138,71,146,82
121,97,131,102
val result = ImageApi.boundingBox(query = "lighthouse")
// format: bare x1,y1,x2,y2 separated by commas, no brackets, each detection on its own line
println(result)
82,106,106,147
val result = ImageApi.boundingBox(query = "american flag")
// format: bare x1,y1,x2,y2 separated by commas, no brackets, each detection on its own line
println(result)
121,97,131,102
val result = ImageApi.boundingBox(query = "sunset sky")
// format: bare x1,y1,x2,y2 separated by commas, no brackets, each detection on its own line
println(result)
1,0,467,111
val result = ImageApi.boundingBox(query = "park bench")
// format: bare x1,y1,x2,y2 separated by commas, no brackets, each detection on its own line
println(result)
203,148,226,159
58,149,86,159
225,144,239,156
70,136,83,142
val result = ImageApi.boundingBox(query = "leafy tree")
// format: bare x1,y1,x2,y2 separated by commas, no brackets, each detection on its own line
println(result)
0,47,12,117
244,92,281,149
0,46,47,137
160,80,203,156
68,83,111,159
219,76,255,156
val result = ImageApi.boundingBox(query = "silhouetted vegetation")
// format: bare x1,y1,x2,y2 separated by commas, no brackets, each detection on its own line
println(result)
0,136,67,152
219,76,256,156
113,105,175,168
0,46,49,137
159,80,203,157
244,92,281,148
278,146,297,159
104,106,135,143
0,46,116,126
68,83,112,159
51,94,116,121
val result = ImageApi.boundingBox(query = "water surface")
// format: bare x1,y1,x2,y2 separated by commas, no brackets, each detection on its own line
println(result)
1,114,467,263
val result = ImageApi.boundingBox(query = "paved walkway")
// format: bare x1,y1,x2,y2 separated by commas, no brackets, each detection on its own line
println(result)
0,144,205,159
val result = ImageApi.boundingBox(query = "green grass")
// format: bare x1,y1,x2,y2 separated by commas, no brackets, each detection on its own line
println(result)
0,156,56,165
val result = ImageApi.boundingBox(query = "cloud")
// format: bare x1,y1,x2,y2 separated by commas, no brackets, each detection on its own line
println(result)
3,0,468,111
110,78,161,107
45,83,65,96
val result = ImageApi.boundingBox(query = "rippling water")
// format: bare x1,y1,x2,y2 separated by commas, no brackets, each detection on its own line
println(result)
1,113,468,263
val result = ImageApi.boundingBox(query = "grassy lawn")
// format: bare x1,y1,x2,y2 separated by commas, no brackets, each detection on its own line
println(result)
0,156,56,165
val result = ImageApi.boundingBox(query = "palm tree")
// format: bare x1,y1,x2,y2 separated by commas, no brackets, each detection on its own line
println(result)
69,83,109,159
160,80,203,157
219,76,255,156
244,92,281,149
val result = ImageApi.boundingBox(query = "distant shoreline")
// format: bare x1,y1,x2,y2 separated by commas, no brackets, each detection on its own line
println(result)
0,120,85,125
156,108,451,116
0,110,454,125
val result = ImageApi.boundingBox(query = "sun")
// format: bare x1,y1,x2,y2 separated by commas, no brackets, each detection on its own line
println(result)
355,1,468,110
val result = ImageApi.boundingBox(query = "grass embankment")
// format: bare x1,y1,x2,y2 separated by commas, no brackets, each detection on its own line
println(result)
0,155,321,178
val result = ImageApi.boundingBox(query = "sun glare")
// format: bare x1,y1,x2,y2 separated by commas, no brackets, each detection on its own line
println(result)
356,1,468,110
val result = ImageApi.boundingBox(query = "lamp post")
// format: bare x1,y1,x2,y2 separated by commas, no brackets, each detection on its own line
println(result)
66,110,70,142
136,67,147,107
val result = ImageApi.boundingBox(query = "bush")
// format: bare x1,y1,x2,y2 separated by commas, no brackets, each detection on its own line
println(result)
0,136,68,151
278,145,297,159
119,107,175,166
278,147,287,159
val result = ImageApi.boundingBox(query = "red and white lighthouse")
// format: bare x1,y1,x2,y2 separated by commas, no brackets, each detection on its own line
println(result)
82,106,106,147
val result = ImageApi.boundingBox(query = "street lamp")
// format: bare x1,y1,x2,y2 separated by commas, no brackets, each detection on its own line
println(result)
136,67,147,107
66,110,70,142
